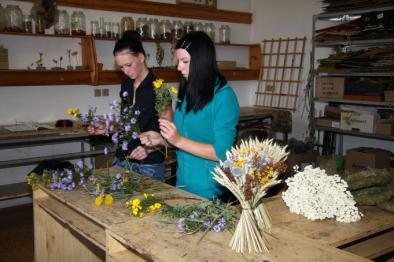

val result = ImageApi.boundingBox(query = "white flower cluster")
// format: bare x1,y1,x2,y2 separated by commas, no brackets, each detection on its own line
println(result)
282,166,362,223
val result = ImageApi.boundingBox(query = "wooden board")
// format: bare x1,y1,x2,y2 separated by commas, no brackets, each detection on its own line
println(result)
0,182,31,201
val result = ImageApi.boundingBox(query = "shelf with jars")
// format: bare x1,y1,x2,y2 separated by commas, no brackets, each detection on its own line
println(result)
0,1,259,86
19,0,252,24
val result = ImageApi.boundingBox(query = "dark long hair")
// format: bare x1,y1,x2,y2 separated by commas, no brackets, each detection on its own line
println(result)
176,31,227,113
113,30,145,57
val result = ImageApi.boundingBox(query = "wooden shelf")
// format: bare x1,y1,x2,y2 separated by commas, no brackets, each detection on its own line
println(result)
0,31,88,39
20,0,252,24
96,68,259,85
315,125,394,141
0,69,93,86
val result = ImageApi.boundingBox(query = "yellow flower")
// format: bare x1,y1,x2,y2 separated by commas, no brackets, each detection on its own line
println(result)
66,107,80,117
154,203,161,209
144,193,148,199
153,79,164,89
234,159,246,167
139,212,144,218
132,208,139,216
104,194,113,206
170,86,178,94
95,194,104,206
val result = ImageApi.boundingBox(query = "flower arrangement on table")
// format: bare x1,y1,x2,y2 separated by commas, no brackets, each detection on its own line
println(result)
212,138,288,253
160,200,238,239
282,165,362,223
27,160,143,206
152,78,178,117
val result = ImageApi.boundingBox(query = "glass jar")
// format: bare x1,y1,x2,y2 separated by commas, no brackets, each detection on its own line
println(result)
5,5,23,32
71,11,86,35
35,11,45,34
22,15,32,33
120,16,134,36
159,20,172,40
148,18,159,40
112,22,120,39
136,17,148,39
219,24,230,44
90,20,99,37
183,21,194,36
54,10,69,35
204,23,215,42
104,22,112,38
172,20,183,40
194,22,203,32
0,4,8,31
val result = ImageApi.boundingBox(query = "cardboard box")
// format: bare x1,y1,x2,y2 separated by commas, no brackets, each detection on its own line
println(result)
314,117,340,128
315,77,344,99
384,90,394,102
346,147,391,170
376,122,394,136
340,110,376,133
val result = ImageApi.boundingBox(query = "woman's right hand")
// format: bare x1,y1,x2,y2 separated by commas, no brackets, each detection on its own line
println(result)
87,122,106,135
139,131,165,147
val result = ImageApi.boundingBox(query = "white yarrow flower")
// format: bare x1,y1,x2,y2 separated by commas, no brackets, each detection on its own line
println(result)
282,166,362,223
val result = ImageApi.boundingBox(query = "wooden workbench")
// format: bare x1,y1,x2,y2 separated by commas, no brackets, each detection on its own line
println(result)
33,173,394,262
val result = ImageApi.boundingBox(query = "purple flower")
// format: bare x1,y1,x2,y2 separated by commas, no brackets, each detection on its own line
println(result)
132,132,138,140
115,173,122,180
125,124,131,132
123,107,128,113
111,133,119,144
76,160,84,170
190,211,199,219
110,183,117,192
130,118,137,124
80,112,89,122
104,147,108,155
213,224,222,233
135,110,141,116
87,163,93,170
110,100,119,109
122,91,128,97
177,218,185,232
203,220,212,229
122,141,128,151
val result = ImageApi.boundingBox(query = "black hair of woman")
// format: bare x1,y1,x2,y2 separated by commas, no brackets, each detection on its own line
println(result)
113,30,146,57
176,31,227,113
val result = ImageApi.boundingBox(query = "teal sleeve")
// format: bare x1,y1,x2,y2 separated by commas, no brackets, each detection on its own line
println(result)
212,85,240,161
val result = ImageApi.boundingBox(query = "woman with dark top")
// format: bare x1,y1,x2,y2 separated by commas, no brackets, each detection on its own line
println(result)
139,31,240,199
88,30,172,181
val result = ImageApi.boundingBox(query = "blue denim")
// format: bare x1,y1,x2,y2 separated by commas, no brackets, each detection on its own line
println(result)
113,158,165,181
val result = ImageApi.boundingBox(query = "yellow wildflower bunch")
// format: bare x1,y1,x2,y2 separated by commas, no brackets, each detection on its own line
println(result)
152,78,178,117
66,107,80,118
125,193,162,218
95,193,113,206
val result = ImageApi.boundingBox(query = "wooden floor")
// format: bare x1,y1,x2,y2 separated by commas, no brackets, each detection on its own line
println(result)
0,204,34,262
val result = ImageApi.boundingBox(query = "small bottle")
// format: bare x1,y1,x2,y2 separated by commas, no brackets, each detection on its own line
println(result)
5,5,23,32
148,18,159,39
54,10,69,35
22,15,32,33
159,20,172,40
90,20,99,37
172,20,183,40
219,24,230,44
35,11,45,34
71,11,86,35
204,23,215,42
0,4,6,31
120,16,134,36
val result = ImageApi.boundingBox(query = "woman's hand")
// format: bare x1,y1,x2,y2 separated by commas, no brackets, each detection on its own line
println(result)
87,122,106,135
128,146,148,160
139,131,165,147
159,119,181,146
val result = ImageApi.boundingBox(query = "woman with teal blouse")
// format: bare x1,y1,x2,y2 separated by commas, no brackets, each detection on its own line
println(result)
140,31,240,199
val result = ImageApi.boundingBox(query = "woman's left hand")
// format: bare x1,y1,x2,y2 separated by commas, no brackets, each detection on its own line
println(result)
159,119,181,146
128,146,148,160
